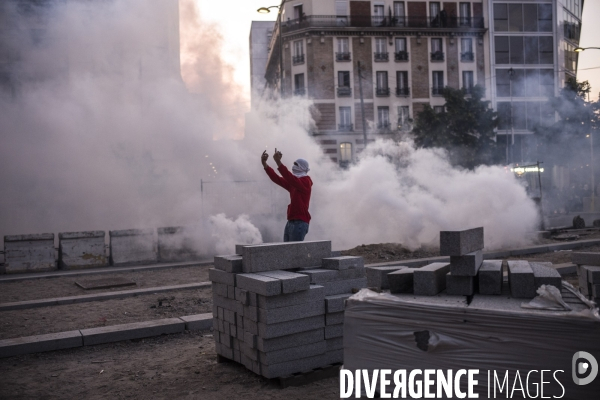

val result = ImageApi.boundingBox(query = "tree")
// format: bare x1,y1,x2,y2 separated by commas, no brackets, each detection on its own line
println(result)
412,85,499,169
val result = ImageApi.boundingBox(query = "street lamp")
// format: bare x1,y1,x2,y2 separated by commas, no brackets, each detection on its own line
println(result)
258,1,286,97
574,47,600,52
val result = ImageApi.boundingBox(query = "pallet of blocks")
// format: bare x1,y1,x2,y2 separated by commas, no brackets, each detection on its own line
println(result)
209,241,366,379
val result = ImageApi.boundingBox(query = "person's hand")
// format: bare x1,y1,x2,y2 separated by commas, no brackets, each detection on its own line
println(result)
273,148,282,165
261,150,269,167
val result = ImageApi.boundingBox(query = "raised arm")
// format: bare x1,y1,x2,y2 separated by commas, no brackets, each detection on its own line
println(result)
262,150,291,191
273,150,311,194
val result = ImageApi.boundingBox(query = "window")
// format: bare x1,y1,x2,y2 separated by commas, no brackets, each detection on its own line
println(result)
539,69,554,96
398,106,410,130
495,4,553,33
495,36,509,64
509,36,524,64
539,37,553,64
293,4,303,20
432,71,444,95
373,4,385,26
294,73,305,95
494,3,508,31
497,101,545,131
293,40,304,64
524,37,539,64
374,38,388,61
461,38,473,61
462,71,474,93
508,4,523,32
431,38,443,61
339,107,352,131
523,4,538,32
538,4,552,32
430,2,440,26
459,2,471,26
395,38,408,61
564,42,578,73
376,71,389,96
524,69,540,96
337,71,351,96
340,143,352,162
396,71,409,95
496,36,554,65
335,0,349,26
336,38,350,61
393,1,405,26
377,106,390,129
495,68,554,98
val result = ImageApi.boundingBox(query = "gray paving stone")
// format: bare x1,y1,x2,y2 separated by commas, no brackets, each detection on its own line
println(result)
530,262,562,290
326,337,343,352
258,315,325,339
244,317,258,336
260,353,326,379
220,332,232,348
578,265,590,296
208,268,236,286
508,260,536,298
324,349,344,365
80,318,185,346
179,313,213,331
236,313,244,328
298,267,366,284
212,282,228,298
440,227,484,256
243,305,258,322
325,312,344,325
323,277,367,295
585,266,600,284
256,270,310,294
388,268,414,294
258,301,325,325
321,256,364,270
223,321,231,337
240,340,259,361
212,294,243,315
214,255,243,273
238,241,332,272
258,340,326,365
237,325,244,339
554,263,577,275
478,260,503,295
244,331,257,349
235,288,258,307
224,309,236,324
365,266,405,289
256,328,324,353
572,252,600,266
445,273,474,296
325,324,343,339
450,250,483,276
236,273,281,297
257,285,324,309
325,294,351,313
413,263,450,296
227,285,236,299
0,330,82,358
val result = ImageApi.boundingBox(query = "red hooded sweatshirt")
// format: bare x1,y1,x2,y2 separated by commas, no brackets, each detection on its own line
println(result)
264,164,312,224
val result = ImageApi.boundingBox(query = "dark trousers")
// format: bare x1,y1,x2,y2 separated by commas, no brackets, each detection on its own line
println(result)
283,220,309,242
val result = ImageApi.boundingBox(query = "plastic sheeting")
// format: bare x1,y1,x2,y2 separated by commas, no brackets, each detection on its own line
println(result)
343,289,600,399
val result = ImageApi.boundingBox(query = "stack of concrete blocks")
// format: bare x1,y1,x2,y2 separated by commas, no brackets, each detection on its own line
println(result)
58,231,107,270
157,226,200,262
442,227,484,296
109,229,157,266
209,241,366,379
507,260,562,298
572,252,600,302
2,233,56,274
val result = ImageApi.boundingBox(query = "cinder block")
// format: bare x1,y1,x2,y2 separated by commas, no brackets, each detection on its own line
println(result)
212,294,243,315
244,317,258,335
256,328,325,353
80,318,184,346
323,277,367,295
325,324,343,339
214,255,243,273
257,285,324,309
236,273,281,297
224,309,236,324
366,266,405,289
578,265,590,296
572,252,600,266
530,262,562,290
508,260,536,298
478,260,503,295
592,284,600,298
220,332,232,348
237,325,244,339
233,349,241,363
208,268,236,286
243,305,258,322
258,340,326,365
157,226,201,262
180,313,213,331
240,341,259,361
58,231,107,270
109,229,157,266
227,285,236,299
3,233,56,274
326,337,343,352
554,263,577,276
325,294,351,313
258,315,324,339
256,270,310,294
586,266,600,284
413,263,450,296
299,267,366,284
260,353,326,379
238,241,332,272
325,312,344,325
235,288,257,306
449,250,483,276
258,301,325,325
223,321,230,337
213,282,228,298
445,273,474,296
440,227,484,256
324,349,343,365
0,330,82,358
321,256,364,270
388,269,414,294
236,313,244,328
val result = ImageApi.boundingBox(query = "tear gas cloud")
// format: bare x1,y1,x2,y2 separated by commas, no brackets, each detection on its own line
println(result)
0,0,539,255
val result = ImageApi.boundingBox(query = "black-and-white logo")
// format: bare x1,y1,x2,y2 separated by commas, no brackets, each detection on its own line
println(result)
572,351,598,385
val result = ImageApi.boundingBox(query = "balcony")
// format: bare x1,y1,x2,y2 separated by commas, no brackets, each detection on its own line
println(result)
431,51,445,62
337,87,352,97
395,51,409,61
374,52,389,62
376,87,390,97
377,121,391,130
294,87,306,96
432,87,444,96
460,52,474,62
293,54,305,65
396,87,410,96
338,123,353,132
336,52,351,62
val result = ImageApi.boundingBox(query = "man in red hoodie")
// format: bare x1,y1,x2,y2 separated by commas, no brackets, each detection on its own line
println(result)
261,149,312,242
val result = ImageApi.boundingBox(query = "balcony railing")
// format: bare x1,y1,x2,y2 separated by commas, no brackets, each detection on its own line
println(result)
377,121,391,130
396,87,410,96
432,87,444,96
294,87,306,96
338,123,353,132
376,87,390,97
337,87,352,97
374,52,389,62
395,51,409,61
280,15,485,33
460,52,474,62
336,52,351,62
293,54,305,65
431,51,445,61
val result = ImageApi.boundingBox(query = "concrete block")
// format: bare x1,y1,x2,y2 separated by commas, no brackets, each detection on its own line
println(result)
508,260,536,298
331,250,342,257
578,265,590,296
323,277,367,295
440,227,484,256
243,305,258,322
244,317,258,335
586,266,600,284
530,262,562,290
260,353,326,379
326,337,343,352
237,325,244,339
258,341,326,365
258,315,324,339
256,328,325,353
593,284,600,298
3,233,56,274
326,312,344,325
0,330,82,358
214,255,243,273
321,256,364,270
240,341,259,361
236,273,281,297
449,250,483,276
233,349,241,363
325,294,351,313
298,267,366,284
179,313,213,331
258,301,325,325
257,284,324,309
413,263,450,296
256,270,310,294
478,260,503,295
324,349,344,365
220,332,232,348
366,266,405,289
208,268,236,286
445,273,474,296
236,313,244,328
109,229,157,266
235,288,257,306
239,241,332,272
388,269,415,294
212,294,243,315
223,321,230,337
244,331,257,349
554,263,577,275
58,231,107,270
223,309,236,324
213,282,228,298
325,324,343,339
157,226,201,262
80,318,184,346
572,252,600,266
227,285,235,299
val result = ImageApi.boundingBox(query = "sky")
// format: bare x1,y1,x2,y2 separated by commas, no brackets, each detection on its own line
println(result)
194,0,600,102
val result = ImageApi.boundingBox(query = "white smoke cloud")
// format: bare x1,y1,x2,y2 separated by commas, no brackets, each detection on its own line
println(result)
209,214,263,255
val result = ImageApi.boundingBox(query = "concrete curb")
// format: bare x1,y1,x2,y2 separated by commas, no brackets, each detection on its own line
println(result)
0,313,213,358
0,282,211,312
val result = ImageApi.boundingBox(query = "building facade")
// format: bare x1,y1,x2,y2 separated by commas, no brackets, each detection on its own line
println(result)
250,21,276,108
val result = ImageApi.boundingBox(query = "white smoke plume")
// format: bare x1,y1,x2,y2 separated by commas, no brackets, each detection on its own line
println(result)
209,214,263,255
